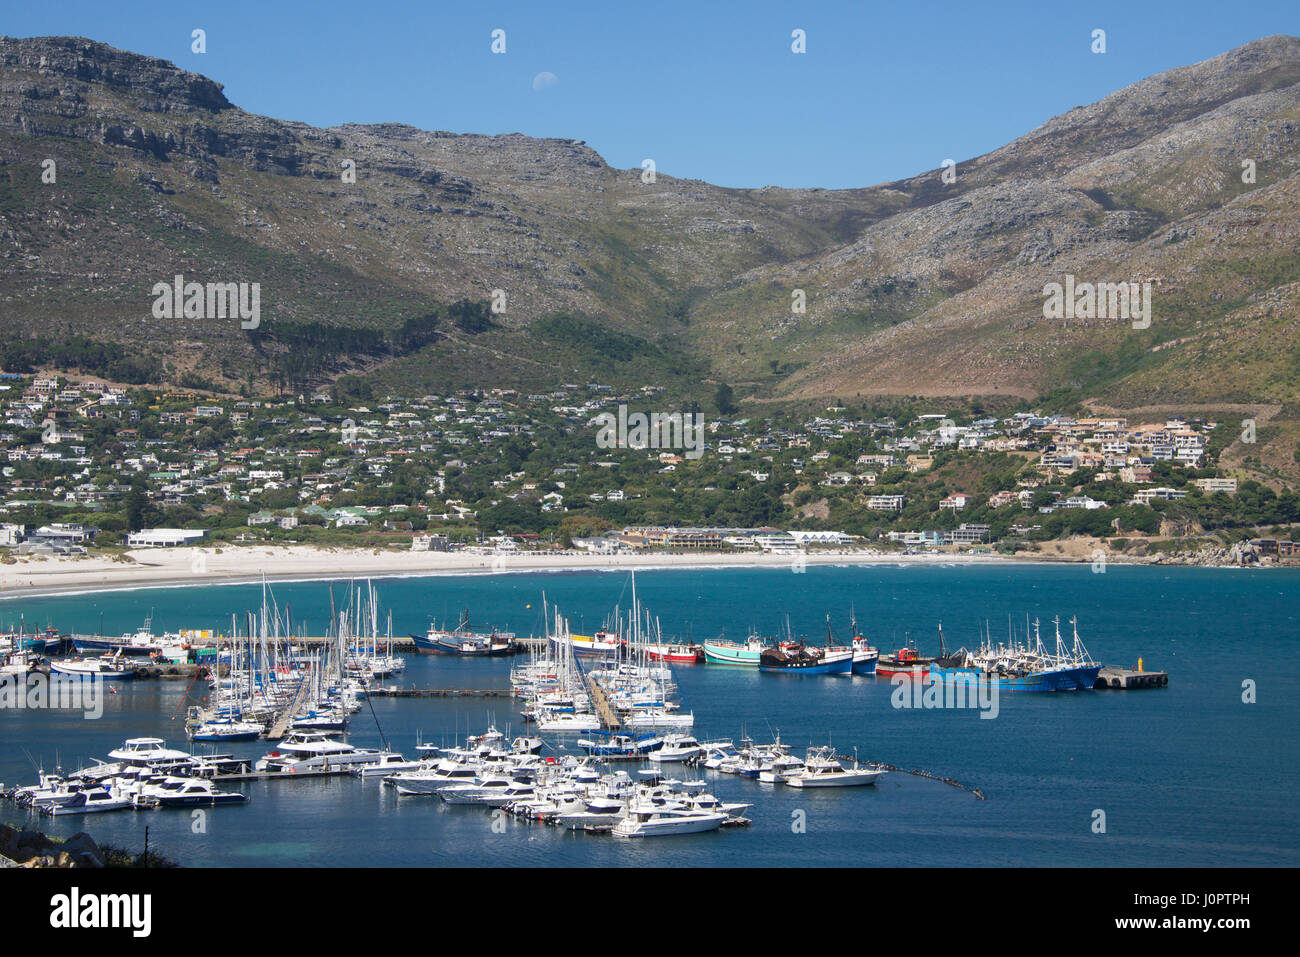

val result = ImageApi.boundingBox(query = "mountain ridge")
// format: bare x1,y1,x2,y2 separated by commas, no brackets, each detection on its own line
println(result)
1,33,1299,478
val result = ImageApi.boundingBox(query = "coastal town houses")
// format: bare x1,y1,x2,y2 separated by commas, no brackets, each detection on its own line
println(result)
0,371,1271,562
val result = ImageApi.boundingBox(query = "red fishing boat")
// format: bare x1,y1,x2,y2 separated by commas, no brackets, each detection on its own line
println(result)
876,642,933,678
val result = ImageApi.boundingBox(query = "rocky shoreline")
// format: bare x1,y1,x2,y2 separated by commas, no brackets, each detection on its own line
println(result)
1,824,107,868
0,822,177,868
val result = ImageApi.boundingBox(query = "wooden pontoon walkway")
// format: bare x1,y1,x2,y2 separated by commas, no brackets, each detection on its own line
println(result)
583,675,621,730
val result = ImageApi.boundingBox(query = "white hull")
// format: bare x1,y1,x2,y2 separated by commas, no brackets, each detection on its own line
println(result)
255,750,386,773
50,662,133,679
390,772,478,793
614,811,725,837
622,712,694,730
785,769,884,788
352,760,424,777
392,778,453,795
45,794,132,815
535,714,601,732
648,747,700,763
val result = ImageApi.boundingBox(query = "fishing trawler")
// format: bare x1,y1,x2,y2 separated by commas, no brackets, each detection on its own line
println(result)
844,607,878,674
759,640,853,675
637,641,704,663
1,645,41,677
851,637,879,674
1,623,62,654
928,616,1102,693
876,637,933,678
412,608,516,655
549,629,620,658
701,635,766,666
72,615,171,658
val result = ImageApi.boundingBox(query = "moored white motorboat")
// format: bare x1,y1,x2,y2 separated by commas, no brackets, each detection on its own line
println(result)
612,803,726,837
783,746,886,788
106,737,197,775
188,719,264,742
254,731,391,773
387,758,481,793
534,711,601,732
621,709,694,730
351,753,425,777
43,787,132,816
648,733,701,763
577,733,663,759
758,752,805,784
439,776,534,807
49,656,136,679
139,776,248,808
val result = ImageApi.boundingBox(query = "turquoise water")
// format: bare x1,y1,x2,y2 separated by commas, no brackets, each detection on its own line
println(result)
2,563,1297,867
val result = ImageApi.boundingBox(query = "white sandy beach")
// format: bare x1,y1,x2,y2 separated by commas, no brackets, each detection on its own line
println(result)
0,545,1020,599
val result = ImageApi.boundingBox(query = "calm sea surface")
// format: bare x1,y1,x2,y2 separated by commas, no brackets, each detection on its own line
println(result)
2,563,1297,867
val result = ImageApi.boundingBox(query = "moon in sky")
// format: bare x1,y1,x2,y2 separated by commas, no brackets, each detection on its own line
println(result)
532,72,558,92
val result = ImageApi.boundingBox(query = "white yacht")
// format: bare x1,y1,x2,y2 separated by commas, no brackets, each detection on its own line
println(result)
387,758,481,794
350,753,424,777
187,718,264,742
254,731,390,773
137,776,248,808
612,802,726,837
44,787,132,816
684,792,752,817
15,774,90,809
50,656,136,679
698,740,740,771
783,746,886,788
439,775,533,807
534,711,601,732
648,733,701,763
106,738,196,774
622,709,694,730
758,752,805,783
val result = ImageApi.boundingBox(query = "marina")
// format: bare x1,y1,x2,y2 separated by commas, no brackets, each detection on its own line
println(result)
0,562,1294,867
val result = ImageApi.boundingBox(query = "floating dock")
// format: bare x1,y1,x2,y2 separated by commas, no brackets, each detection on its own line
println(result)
583,675,621,730
366,688,514,698
265,678,314,740
1094,666,1168,689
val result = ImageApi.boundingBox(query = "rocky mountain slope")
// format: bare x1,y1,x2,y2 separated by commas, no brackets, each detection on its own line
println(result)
1,34,1298,476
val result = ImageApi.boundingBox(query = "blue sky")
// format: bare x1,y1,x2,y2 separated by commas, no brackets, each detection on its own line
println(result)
6,0,1297,188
